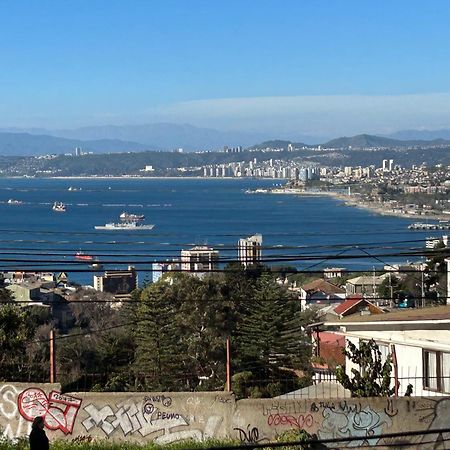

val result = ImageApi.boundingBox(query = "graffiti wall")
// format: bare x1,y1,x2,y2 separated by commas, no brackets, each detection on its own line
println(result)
1,382,450,448
234,397,450,448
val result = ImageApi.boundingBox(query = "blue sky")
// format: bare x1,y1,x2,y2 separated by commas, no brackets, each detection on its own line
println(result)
1,0,450,136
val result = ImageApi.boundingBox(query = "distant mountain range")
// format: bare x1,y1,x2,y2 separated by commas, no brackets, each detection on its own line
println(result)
249,134,450,150
0,124,450,156
322,133,450,149
0,132,149,156
248,140,310,150
0,123,270,153
385,128,450,141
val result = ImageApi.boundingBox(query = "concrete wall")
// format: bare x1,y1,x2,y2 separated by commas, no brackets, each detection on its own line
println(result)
1,382,450,448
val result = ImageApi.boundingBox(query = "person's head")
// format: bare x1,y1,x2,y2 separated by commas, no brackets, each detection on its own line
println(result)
32,416,45,430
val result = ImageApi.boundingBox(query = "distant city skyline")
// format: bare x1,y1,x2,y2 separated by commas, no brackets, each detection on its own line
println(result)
1,0,449,137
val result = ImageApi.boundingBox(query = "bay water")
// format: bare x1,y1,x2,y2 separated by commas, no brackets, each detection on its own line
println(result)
0,177,429,285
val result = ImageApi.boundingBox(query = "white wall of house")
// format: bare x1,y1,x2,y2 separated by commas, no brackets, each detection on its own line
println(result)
344,330,450,397
446,258,450,305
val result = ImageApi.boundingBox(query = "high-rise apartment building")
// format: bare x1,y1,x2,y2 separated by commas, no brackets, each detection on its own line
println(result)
151,261,179,283
382,159,394,172
180,246,219,273
238,234,262,268
93,266,137,299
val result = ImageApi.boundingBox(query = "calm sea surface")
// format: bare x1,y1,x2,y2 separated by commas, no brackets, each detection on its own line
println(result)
0,178,431,285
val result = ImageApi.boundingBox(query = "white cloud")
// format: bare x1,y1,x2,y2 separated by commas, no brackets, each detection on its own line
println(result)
141,93,450,137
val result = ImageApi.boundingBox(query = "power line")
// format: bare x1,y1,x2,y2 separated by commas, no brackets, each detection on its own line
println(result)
0,249,445,268
4,295,449,306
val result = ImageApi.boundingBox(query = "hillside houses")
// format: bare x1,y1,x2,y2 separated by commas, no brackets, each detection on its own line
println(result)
325,305,450,396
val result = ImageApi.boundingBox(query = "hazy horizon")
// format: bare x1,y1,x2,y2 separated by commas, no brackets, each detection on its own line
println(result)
0,1,449,138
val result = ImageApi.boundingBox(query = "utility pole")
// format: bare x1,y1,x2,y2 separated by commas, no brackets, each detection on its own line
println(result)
389,272,394,308
373,266,377,305
49,329,56,383
421,271,425,308
226,337,231,392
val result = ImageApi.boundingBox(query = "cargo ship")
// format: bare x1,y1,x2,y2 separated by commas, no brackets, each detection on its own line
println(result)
119,211,145,221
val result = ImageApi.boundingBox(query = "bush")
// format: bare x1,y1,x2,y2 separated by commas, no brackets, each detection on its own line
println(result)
275,429,312,450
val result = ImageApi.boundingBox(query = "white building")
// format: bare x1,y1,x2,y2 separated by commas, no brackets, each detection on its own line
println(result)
447,258,450,305
180,246,219,273
238,234,262,268
382,159,394,172
325,306,450,396
323,267,346,279
151,261,179,283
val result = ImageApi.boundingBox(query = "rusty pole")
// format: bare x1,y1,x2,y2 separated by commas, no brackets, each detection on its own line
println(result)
391,344,399,397
226,336,231,392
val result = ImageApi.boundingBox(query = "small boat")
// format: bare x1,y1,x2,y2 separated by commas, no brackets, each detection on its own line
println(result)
7,199,22,205
75,251,94,261
52,202,66,212
68,187,81,191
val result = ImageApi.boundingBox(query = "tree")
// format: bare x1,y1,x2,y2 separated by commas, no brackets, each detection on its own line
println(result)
133,280,187,390
425,241,448,304
336,339,395,397
0,293,50,381
57,288,135,390
235,272,312,396
173,274,230,390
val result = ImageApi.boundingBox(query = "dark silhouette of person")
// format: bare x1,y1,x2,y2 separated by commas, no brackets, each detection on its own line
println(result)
29,416,49,450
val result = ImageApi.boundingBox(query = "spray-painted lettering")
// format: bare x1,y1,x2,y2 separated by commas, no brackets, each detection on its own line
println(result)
18,388,82,434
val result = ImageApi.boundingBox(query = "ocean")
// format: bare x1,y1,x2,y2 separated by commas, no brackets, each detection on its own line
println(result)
0,177,431,285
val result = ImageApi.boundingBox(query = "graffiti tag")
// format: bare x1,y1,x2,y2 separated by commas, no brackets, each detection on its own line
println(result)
82,400,221,442
18,388,82,434
234,424,267,444
267,413,314,429
318,405,392,447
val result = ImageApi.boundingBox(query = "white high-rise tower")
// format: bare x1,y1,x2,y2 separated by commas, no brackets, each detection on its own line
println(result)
238,234,263,268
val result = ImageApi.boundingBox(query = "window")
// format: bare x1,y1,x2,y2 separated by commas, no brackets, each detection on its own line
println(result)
377,344,390,364
423,350,450,393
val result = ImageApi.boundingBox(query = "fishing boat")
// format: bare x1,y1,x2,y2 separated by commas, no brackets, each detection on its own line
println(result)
75,251,94,261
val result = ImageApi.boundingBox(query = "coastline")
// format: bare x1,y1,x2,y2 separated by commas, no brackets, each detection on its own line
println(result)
266,188,450,221
35,176,282,181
